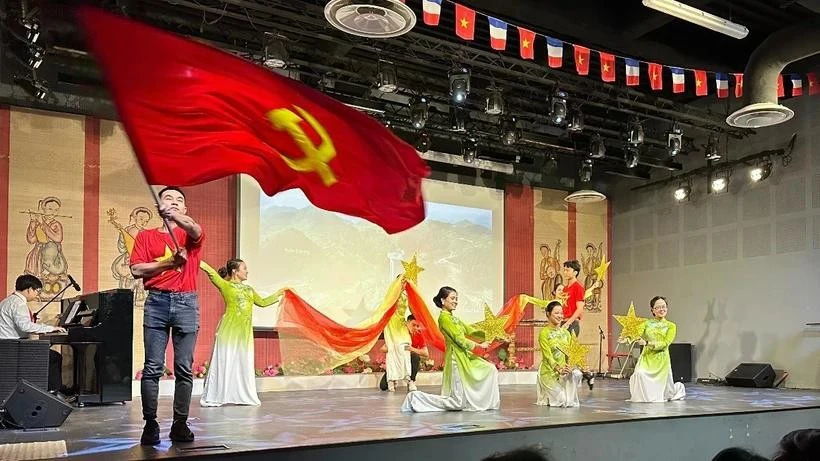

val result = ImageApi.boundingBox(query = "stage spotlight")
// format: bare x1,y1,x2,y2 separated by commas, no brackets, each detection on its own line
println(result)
500,117,519,146
667,121,682,157
450,106,466,132
462,136,478,163
415,131,431,153
627,119,644,146
625,146,640,168
549,89,568,125
567,109,584,132
20,17,40,44
544,154,559,174
485,87,504,115
710,169,730,194
262,34,289,69
674,181,691,202
449,67,471,104
376,59,398,93
704,134,721,161
579,159,593,183
588,134,606,159
18,77,48,100
749,158,772,182
410,97,429,130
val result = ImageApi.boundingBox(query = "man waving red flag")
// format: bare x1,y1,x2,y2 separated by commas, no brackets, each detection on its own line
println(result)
77,7,429,234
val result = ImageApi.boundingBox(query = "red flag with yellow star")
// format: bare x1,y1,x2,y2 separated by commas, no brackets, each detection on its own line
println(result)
648,62,663,91
694,69,708,96
599,52,615,82
76,7,429,234
454,3,476,40
574,45,590,75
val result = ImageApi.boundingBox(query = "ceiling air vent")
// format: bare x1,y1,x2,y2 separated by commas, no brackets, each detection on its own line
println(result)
324,0,417,39
565,189,607,204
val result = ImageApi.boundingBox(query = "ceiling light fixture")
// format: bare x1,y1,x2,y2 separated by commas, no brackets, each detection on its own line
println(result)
642,0,749,39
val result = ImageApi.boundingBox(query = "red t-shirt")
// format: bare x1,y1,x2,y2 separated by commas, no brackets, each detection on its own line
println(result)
562,280,585,320
130,226,204,292
411,332,426,349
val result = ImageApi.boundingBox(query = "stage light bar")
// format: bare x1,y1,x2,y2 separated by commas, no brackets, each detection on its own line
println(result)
642,0,749,39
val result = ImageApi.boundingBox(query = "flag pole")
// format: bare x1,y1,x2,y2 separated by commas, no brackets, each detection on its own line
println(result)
146,183,182,253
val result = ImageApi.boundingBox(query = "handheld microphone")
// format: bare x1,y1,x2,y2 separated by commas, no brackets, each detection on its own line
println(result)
67,274,81,292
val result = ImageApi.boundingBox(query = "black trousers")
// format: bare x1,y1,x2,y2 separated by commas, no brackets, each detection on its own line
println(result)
48,349,62,392
379,352,420,391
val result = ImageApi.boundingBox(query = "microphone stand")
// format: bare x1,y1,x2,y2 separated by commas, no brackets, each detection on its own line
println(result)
596,325,606,378
33,282,78,322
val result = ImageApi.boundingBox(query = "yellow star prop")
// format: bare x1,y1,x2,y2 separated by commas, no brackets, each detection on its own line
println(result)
613,302,648,342
460,17,469,28
594,259,611,282
401,254,425,285
154,245,174,263
558,331,590,368
584,258,611,300
471,304,510,343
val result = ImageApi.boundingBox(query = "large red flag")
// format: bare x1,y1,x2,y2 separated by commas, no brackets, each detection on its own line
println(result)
77,8,429,234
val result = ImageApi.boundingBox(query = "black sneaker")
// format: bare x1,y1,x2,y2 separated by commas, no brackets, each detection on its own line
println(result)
140,419,160,446
169,420,194,443
583,372,595,390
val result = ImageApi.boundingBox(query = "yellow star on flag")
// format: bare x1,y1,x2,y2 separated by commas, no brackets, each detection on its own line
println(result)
471,304,510,343
696,79,703,87
578,55,584,65
651,71,658,81
602,63,610,72
613,302,648,342
460,17,469,28
558,331,590,368
400,254,425,285
522,39,530,48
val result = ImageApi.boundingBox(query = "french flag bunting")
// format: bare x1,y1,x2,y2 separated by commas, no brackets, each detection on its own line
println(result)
487,17,507,51
625,58,640,86
454,3,475,41
715,73,729,98
808,72,818,95
546,37,563,68
777,74,785,98
422,0,442,26
734,73,743,98
671,67,685,93
694,69,707,96
518,27,535,60
600,52,615,82
574,45,590,76
791,74,803,97
648,62,663,91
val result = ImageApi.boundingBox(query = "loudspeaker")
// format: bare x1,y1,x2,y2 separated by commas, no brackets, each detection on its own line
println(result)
1,380,73,428
669,343,693,383
725,363,775,388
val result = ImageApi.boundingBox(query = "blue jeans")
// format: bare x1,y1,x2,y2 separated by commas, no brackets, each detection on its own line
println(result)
141,291,199,422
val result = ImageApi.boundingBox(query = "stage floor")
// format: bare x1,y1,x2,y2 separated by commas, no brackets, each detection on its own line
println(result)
1,380,819,460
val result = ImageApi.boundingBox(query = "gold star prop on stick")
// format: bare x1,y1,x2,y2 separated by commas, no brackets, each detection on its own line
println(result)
613,302,648,342
471,304,510,343
558,331,590,369
401,254,425,285
584,258,611,300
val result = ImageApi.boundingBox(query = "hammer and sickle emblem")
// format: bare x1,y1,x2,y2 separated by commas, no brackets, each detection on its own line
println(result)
267,106,338,186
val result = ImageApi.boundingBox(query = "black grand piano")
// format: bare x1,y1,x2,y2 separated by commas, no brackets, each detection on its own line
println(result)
48,289,134,406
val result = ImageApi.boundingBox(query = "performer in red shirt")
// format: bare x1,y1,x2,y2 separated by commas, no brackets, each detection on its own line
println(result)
130,187,204,445
380,314,429,392
559,259,595,390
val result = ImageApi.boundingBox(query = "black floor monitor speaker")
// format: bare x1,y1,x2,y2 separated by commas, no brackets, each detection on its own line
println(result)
725,363,775,388
669,343,693,383
1,379,73,428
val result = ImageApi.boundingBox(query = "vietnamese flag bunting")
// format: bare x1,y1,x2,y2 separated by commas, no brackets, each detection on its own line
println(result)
694,69,707,96
574,45,590,75
454,3,476,41
518,26,535,60
77,7,429,234
808,72,819,95
648,62,663,91
734,73,743,98
599,52,615,82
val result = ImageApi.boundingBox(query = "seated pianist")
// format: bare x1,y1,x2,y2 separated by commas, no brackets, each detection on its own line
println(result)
0,274,67,391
